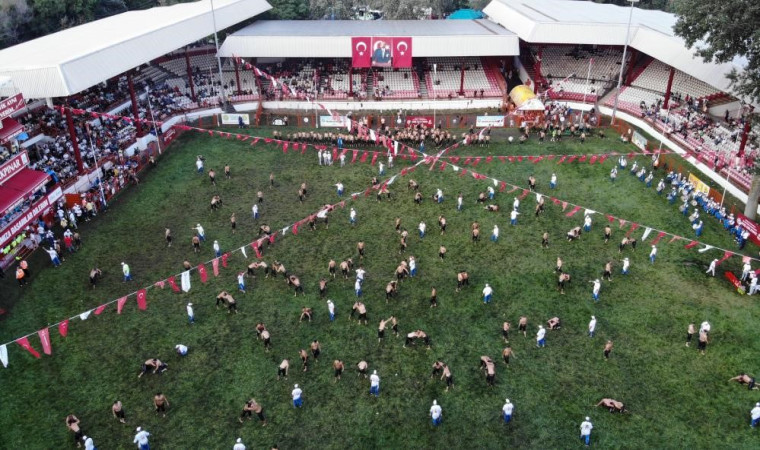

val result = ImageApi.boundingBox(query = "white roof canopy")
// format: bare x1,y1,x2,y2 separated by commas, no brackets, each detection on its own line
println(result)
218,20,519,58
0,0,271,99
483,0,746,95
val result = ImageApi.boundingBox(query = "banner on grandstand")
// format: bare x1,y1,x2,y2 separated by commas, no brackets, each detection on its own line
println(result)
0,186,62,249
319,115,349,128
735,212,760,246
688,173,710,195
405,116,434,128
352,37,372,68
162,128,178,146
0,150,29,185
220,113,250,126
0,94,26,122
631,130,648,151
352,37,412,68
475,115,505,128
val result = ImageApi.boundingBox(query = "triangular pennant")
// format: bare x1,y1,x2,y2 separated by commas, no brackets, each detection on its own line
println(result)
0,344,7,368
684,240,699,249
154,280,165,289
241,245,248,259
668,235,681,244
269,232,278,244
212,258,220,276
641,227,653,241
360,152,369,163
561,201,568,211
717,250,734,264
80,310,93,320
371,153,378,166
486,156,493,163
499,182,507,192
222,253,229,268
618,219,627,229
565,205,582,217
351,150,358,164
16,337,40,359
94,304,108,315
650,232,667,245
519,189,530,200
625,223,640,237
253,241,263,259
606,214,615,223
117,296,128,314
557,156,567,164
38,328,52,355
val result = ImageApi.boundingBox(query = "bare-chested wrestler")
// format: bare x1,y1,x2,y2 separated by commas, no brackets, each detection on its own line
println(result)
277,359,289,379
456,271,469,292
596,398,626,413
358,360,369,378
333,360,345,381
502,346,516,365
299,307,313,322
153,392,170,417
112,400,127,423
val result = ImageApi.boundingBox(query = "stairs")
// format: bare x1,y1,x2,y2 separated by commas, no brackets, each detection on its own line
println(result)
366,70,375,99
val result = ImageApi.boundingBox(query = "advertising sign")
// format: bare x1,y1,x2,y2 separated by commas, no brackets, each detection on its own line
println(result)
631,130,648,151
220,113,250,125
319,115,348,128
0,150,29,185
0,94,26,122
688,173,710,195
476,115,506,127
0,186,62,249
405,116,434,128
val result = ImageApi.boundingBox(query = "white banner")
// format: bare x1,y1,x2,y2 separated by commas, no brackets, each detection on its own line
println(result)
632,130,648,151
319,115,349,128
475,115,505,127
220,113,250,125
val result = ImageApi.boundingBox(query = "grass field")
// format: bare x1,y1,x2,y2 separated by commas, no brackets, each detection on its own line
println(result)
2,125,760,449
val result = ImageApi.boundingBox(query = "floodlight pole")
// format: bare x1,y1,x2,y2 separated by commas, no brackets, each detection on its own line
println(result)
579,58,593,126
611,0,639,125
145,86,162,155
433,64,437,126
84,122,108,209
210,0,226,107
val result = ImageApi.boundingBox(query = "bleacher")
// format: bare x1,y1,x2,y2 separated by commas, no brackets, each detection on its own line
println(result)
324,73,365,99
374,69,419,99
425,57,502,98
631,59,721,101
538,46,625,84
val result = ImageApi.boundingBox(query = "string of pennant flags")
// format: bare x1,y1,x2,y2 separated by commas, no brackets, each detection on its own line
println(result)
0,131,455,369
419,151,753,270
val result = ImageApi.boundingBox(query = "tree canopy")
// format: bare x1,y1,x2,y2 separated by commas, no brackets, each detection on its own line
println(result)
673,0,760,104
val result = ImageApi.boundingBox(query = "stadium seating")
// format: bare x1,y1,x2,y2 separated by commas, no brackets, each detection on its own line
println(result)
374,69,419,99
631,59,721,101
424,57,502,98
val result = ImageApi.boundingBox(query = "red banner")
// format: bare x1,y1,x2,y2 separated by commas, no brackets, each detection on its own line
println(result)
405,116,434,128
38,328,52,355
198,263,208,283
393,37,413,68
0,93,25,121
0,150,30,185
136,289,147,311
351,37,372,68
735,212,760,246
167,276,180,293
58,320,69,337
16,337,40,359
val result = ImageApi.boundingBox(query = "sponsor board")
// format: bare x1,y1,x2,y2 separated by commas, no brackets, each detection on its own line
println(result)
475,115,505,127
319,115,348,128
405,116,434,128
631,130,648,151
220,113,250,125
0,186,62,249
688,173,710,195
736,212,760,246
0,151,29,185
0,94,26,121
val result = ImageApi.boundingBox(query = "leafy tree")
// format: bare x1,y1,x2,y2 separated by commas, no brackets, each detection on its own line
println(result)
673,0,760,217
0,0,32,47
267,0,309,19
94,0,128,18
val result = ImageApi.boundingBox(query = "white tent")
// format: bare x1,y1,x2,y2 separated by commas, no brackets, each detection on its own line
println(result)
483,0,746,96
0,0,271,99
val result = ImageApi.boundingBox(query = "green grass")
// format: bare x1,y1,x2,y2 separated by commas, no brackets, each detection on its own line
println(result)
1,126,759,449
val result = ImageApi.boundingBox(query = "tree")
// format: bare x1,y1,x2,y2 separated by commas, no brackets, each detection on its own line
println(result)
267,0,309,19
94,0,128,18
673,0,760,217
0,0,32,47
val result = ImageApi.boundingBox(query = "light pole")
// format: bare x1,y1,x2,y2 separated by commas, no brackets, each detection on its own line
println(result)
579,58,593,126
611,0,640,125
84,122,107,209
145,86,162,155
433,63,437,126
210,0,226,106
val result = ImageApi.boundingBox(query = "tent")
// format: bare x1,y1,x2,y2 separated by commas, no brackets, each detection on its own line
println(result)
509,85,544,111
448,9,484,19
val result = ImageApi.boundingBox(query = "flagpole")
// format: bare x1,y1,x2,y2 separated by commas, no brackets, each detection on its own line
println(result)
579,59,593,125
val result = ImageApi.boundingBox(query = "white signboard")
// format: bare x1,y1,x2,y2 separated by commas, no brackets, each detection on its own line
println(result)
475,115,505,127
220,113,250,125
319,115,348,128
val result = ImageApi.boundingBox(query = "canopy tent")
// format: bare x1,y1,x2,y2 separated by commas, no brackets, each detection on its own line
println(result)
0,0,272,99
510,85,544,111
448,9,485,19
0,169,50,214
483,0,746,97
0,118,24,144
218,19,519,58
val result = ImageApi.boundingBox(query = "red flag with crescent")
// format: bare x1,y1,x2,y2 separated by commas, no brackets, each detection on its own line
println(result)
59,320,69,337
393,37,412,68
198,264,208,283
352,37,372,68
136,289,147,310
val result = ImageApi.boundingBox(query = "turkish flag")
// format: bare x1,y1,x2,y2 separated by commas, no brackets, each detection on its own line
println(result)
393,37,412,68
16,337,40,359
167,276,180,293
352,37,372,68
212,258,220,276
38,328,52,355
253,241,263,259
222,253,229,268
136,289,147,310
59,320,69,337
198,263,208,283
